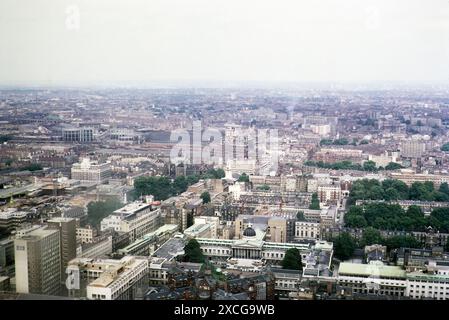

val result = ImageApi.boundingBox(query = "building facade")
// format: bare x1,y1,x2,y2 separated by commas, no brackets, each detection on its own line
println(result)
101,201,161,242
71,158,112,183
14,226,61,295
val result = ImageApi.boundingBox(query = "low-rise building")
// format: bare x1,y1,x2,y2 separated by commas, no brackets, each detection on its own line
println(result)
295,221,321,240
318,184,341,204
337,261,407,297
78,235,113,259
0,208,28,232
67,256,148,300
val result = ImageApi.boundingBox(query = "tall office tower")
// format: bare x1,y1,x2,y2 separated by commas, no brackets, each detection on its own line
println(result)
47,217,77,277
14,226,61,295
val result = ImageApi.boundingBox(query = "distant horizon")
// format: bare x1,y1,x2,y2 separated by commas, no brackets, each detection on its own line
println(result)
2,79,449,91
2,0,449,87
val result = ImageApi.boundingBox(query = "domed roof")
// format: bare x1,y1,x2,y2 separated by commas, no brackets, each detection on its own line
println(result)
243,226,256,237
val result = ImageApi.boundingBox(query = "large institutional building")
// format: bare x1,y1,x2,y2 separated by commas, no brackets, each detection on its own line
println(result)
67,256,148,300
71,158,111,183
14,226,61,295
101,201,161,242
337,261,449,300
196,224,333,265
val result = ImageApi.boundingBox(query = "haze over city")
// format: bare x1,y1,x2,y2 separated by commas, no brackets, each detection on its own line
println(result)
3,0,449,309
1,0,449,86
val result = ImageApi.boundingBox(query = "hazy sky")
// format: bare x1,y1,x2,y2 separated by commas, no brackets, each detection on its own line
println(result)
1,0,449,86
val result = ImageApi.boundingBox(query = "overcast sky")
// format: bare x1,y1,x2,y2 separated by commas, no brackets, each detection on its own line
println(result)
1,0,449,86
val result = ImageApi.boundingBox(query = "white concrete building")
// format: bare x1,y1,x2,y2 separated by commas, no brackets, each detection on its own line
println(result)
71,157,111,183
368,151,400,167
184,216,220,239
229,181,246,200
337,261,407,297
100,201,161,242
67,256,148,300
310,124,331,137
406,272,449,300
0,208,27,231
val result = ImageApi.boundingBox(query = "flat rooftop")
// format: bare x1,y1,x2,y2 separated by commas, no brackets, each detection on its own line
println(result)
87,256,147,288
339,262,406,279
152,237,186,261
0,184,43,200
47,217,75,223
17,227,59,240
113,201,152,219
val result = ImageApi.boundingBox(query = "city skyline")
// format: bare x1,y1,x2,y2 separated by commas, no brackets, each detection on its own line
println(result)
3,0,449,306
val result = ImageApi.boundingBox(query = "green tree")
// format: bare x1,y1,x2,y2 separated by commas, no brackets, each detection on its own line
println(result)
134,176,173,200
186,174,200,185
309,193,320,210
363,160,377,172
391,180,410,199
367,185,385,200
409,182,434,201
134,174,206,201
238,173,250,182
442,143,449,152
87,197,123,228
439,182,449,196
320,139,333,146
344,207,368,228
200,191,211,204
173,176,188,195
304,160,316,166
23,163,43,171
385,162,403,170
361,227,383,246
384,188,399,201
203,168,225,179
296,211,306,221
406,205,422,218
433,191,449,202
281,248,303,271
183,239,205,263
384,236,422,250
333,232,357,261
0,135,12,143
214,168,226,179
334,138,349,145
